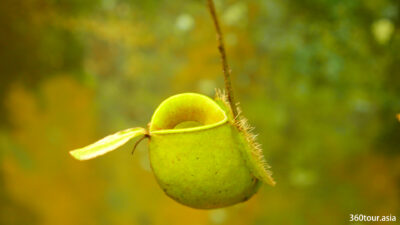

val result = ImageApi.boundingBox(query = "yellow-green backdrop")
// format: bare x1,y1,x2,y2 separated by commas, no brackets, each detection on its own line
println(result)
1,0,399,224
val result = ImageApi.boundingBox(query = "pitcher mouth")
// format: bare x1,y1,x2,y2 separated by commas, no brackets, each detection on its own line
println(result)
149,93,229,135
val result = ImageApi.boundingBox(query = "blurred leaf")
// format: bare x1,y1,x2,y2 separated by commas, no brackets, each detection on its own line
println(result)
222,2,247,26
371,19,395,44
175,14,195,31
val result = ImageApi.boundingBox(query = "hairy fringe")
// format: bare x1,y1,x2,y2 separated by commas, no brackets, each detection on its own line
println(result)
215,89,275,185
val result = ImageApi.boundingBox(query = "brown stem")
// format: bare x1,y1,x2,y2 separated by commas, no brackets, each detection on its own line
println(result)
207,0,238,117
131,134,149,155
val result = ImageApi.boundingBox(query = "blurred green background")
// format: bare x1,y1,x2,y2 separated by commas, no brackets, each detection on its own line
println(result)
1,0,400,224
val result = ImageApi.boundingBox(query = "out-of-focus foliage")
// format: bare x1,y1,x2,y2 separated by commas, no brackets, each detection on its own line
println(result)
0,0,399,224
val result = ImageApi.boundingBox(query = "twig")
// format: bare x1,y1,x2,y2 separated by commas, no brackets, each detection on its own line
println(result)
207,0,238,117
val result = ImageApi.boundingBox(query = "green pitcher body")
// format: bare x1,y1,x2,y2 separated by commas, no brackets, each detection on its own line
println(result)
149,123,260,209
148,93,261,209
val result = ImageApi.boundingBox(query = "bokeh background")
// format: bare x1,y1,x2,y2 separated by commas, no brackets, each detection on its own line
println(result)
1,0,400,224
